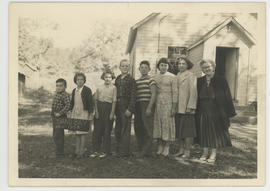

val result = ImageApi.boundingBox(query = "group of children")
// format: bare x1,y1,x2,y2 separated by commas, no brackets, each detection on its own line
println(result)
51,57,235,163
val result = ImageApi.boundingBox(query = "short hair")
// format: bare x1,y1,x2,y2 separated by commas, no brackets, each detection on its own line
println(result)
177,55,194,70
73,72,86,84
199,59,216,68
56,78,67,87
119,59,129,66
101,69,116,80
139,60,151,69
157,57,170,70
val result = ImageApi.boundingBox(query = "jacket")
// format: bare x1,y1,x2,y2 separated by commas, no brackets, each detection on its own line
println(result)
70,85,94,114
196,75,236,129
176,70,197,114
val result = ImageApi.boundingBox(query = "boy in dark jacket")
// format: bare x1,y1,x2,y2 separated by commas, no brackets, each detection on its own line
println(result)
114,59,136,158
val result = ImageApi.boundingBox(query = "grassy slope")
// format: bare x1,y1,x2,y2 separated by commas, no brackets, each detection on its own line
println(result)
18,98,257,179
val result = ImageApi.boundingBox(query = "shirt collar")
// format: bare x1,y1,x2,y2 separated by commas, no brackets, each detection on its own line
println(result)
76,85,84,93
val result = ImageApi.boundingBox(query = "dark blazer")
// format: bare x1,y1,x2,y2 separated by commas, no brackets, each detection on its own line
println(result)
196,75,236,129
70,86,94,114
115,74,136,113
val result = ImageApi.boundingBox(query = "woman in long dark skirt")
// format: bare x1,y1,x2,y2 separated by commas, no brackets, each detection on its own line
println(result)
196,59,236,163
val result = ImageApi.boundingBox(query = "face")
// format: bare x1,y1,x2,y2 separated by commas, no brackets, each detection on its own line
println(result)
159,63,168,74
56,82,65,93
139,64,150,76
178,59,188,73
76,75,85,87
104,73,112,85
201,62,215,76
119,61,130,74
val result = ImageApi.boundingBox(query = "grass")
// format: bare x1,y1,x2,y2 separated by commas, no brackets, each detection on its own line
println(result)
18,97,257,179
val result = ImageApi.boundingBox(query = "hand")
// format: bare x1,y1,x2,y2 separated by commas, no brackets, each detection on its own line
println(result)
125,109,132,117
89,113,94,120
95,112,99,119
109,113,114,121
186,108,195,114
145,107,152,117
54,113,61,117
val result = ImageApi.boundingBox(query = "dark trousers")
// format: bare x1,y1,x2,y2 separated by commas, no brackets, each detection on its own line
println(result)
134,101,154,155
115,98,132,156
93,101,113,154
53,127,64,155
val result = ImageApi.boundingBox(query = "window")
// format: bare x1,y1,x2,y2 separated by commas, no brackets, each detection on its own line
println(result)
168,46,188,74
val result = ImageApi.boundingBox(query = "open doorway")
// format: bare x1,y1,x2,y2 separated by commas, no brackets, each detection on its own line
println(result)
215,47,239,100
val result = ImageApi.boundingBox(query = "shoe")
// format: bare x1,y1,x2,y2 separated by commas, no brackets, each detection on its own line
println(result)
181,154,190,159
172,152,184,157
156,145,164,155
207,158,216,164
99,153,106,158
89,152,99,158
199,156,207,161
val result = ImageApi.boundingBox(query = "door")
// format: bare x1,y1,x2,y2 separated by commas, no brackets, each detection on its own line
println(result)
215,47,239,100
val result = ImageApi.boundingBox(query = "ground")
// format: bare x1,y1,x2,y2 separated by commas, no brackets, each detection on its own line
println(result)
18,93,257,179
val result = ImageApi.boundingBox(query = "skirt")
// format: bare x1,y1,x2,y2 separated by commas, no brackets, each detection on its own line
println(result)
67,118,90,133
175,114,196,139
196,99,232,148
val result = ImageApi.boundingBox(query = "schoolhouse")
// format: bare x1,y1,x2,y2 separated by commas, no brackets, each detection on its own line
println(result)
126,13,257,106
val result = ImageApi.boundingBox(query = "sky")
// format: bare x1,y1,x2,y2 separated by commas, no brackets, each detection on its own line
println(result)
15,3,153,48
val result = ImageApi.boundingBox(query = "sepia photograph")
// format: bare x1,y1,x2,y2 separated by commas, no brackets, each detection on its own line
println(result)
8,2,266,187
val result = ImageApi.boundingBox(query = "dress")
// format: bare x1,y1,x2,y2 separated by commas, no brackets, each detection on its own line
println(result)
196,79,232,148
153,72,177,142
69,88,90,134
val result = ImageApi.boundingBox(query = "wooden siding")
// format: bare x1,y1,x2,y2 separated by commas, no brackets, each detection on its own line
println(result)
204,24,254,105
187,43,204,77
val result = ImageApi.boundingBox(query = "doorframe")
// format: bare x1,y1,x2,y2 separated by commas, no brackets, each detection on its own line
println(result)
215,46,240,101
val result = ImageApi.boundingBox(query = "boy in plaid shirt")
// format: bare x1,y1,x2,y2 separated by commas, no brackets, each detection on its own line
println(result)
51,78,70,158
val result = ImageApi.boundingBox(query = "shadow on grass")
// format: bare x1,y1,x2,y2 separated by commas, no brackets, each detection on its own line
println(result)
18,132,257,179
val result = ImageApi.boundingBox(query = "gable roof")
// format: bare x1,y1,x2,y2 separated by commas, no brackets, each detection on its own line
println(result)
125,13,160,54
188,16,256,50
126,13,256,54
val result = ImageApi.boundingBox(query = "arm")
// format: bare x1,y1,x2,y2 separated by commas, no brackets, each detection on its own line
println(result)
88,88,94,114
146,79,157,116
186,75,198,113
127,78,136,114
110,87,117,120
172,76,178,115
58,93,71,116
223,77,236,117
94,90,99,119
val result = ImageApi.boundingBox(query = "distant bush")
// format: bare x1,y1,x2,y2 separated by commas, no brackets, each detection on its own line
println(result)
23,87,53,104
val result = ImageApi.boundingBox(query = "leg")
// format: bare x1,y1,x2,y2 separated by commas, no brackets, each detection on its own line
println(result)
200,147,209,160
162,141,170,156
208,148,217,160
183,137,193,158
75,135,81,155
92,118,103,153
141,102,154,156
134,103,144,151
53,127,64,155
156,139,164,155
119,116,132,157
173,139,184,157
114,113,122,154
79,134,86,156
103,119,113,155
